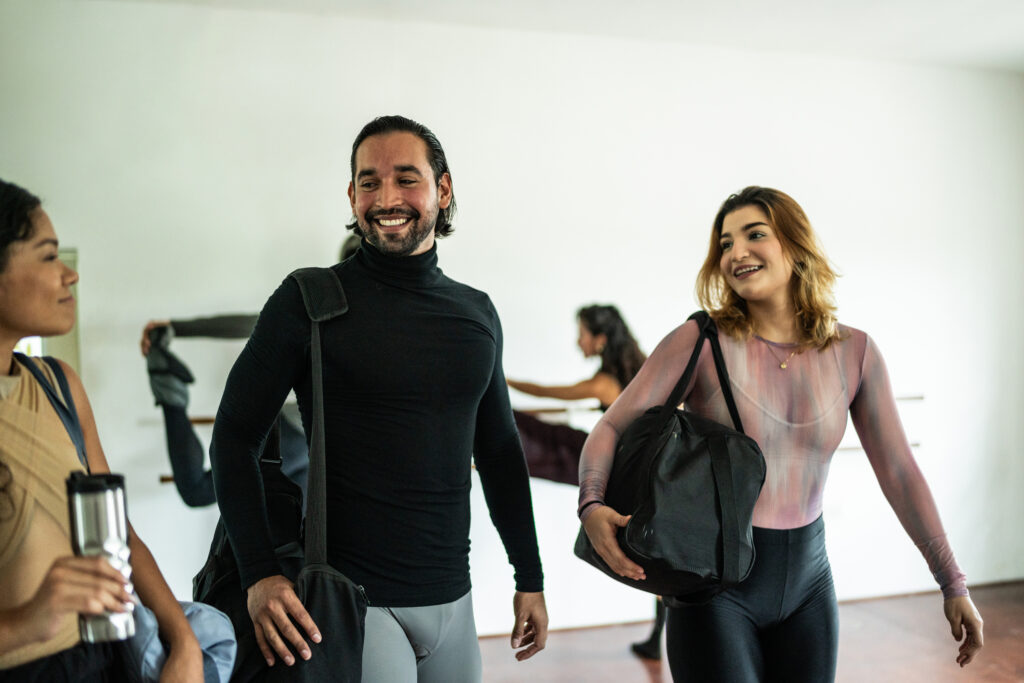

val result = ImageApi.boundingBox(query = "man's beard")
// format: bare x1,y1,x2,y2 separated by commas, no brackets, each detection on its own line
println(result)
358,206,437,257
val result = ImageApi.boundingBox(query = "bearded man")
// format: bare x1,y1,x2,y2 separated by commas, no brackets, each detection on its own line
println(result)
211,115,547,682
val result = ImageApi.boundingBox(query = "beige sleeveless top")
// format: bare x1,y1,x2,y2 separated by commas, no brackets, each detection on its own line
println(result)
0,357,85,669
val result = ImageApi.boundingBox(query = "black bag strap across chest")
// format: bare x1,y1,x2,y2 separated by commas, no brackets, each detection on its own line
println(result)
14,352,89,471
657,311,748,587
288,267,348,567
658,311,744,434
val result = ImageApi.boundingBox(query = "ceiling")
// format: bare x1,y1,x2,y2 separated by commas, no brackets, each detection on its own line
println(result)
137,0,1024,73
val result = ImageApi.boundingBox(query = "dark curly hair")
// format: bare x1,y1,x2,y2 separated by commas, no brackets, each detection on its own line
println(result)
0,178,41,272
577,305,646,390
0,178,41,518
346,115,457,238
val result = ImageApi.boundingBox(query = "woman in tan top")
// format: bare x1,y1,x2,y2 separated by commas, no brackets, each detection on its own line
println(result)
0,179,203,681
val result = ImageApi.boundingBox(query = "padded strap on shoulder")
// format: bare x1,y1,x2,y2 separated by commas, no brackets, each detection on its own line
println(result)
13,353,89,470
288,267,348,322
287,266,348,566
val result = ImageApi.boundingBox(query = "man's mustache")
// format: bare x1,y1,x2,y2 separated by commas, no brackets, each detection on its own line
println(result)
366,207,419,221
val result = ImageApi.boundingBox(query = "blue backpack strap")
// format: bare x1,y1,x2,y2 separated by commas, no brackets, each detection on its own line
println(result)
13,353,89,471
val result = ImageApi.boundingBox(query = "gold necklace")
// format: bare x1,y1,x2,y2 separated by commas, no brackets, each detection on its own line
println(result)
762,340,798,369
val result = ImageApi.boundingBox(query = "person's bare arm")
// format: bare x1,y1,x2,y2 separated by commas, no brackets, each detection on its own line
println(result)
507,372,621,407
0,556,132,655
62,360,203,681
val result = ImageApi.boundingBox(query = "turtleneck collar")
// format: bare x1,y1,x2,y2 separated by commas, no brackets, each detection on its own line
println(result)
355,237,443,285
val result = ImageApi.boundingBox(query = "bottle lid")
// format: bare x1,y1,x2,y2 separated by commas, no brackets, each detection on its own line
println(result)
66,471,126,495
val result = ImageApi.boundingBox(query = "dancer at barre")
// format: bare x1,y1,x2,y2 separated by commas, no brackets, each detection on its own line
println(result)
507,304,645,486
138,235,361,507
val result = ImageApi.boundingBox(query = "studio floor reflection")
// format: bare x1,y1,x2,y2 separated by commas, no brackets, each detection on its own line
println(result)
479,581,1023,682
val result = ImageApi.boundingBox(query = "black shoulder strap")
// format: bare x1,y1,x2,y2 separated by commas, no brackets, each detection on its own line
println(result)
692,314,745,434
658,312,713,412
289,267,349,322
13,353,89,470
287,267,348,566
655,312,745,434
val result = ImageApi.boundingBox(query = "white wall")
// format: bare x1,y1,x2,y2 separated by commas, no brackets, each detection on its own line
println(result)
2,0,1022,636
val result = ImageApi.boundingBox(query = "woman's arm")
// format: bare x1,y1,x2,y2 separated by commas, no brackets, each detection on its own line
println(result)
577,321,702,580
62,360,203,681
507,373,621,407
849,338,967,596
849,337,983,667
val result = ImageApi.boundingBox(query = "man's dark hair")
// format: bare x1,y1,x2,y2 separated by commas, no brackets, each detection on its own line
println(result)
339,233,361,261
0,178,42,272
346,115,457,238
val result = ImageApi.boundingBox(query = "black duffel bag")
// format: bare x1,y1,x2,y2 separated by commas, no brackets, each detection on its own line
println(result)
193,419,306,682
574,311,766,604
194,267,366,682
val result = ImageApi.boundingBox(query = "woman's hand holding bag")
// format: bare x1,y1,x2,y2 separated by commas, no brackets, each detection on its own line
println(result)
582,506,646,581
574,313,765,603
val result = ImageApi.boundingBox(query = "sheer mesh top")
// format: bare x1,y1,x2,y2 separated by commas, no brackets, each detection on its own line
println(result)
578,320,967,598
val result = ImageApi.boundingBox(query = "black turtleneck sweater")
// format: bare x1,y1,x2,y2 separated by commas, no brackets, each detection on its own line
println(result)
210,241,543,606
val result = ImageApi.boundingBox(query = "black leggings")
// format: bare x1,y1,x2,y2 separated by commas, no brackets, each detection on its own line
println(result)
161,405,308,507
0,641,126,682
666,516,839,683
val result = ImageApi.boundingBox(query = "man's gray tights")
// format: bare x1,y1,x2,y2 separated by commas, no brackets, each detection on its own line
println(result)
360,591,482,682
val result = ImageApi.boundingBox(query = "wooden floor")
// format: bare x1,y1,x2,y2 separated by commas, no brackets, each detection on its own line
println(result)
479,582,1024,682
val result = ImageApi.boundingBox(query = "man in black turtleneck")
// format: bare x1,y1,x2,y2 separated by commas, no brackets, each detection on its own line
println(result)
210,116,547,681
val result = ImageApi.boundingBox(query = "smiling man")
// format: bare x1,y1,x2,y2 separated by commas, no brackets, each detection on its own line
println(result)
210,115,547,682
347,126,450,257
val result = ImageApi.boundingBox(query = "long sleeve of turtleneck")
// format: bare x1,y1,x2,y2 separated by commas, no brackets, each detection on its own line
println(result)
212,242,543,605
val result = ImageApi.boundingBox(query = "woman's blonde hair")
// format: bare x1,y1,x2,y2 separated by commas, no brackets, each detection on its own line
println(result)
696,186,842,349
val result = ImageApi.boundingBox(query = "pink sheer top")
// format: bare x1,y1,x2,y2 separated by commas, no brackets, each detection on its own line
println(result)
578,320,968,599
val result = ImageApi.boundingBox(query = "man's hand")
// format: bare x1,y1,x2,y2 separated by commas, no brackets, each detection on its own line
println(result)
247,575,321,667
510,591,548,661
582,505,646,581
943,595,984,667
140,320,170,356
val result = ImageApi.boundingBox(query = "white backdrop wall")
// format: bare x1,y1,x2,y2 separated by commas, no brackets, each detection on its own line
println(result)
1,0,1023,636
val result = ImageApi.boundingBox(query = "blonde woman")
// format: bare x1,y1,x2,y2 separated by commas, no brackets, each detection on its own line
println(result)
578,186,983,681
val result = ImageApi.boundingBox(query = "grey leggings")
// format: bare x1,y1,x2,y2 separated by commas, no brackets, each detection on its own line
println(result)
360,591,481,683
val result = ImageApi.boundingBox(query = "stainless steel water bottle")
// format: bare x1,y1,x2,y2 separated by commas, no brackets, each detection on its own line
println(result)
66,471,135,642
